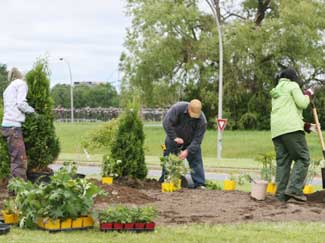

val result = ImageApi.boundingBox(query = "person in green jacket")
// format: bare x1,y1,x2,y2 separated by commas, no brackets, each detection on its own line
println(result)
270,68,317,202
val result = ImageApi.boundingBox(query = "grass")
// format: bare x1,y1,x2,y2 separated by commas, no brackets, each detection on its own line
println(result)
2,223,325,243
55,122,325,168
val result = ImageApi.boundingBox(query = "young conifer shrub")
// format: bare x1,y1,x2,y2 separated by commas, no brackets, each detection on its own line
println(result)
110,104,147,179
0,104,10,179
23,59,60,172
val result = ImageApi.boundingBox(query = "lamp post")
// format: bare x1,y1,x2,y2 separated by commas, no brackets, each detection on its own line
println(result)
59,57,74,123
205,0,224,160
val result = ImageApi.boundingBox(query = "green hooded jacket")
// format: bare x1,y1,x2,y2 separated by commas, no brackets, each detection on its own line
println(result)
270,78,310,138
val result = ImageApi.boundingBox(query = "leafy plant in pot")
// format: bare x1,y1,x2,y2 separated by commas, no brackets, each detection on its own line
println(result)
255,152,276,194
2,198,18,224
304,160,320,194
160,154,189,192
23,58,60,182
101,155,122,184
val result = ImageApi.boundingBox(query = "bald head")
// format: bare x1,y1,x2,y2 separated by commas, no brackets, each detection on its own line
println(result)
188,99,202,118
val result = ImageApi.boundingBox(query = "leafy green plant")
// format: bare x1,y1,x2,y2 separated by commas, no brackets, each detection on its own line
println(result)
227,173,249,186
98,206,157,223
255,152,275,182
3,198,17,214
8,162,103,228
110,102,147,179
305,160,321,185
0,104,10,179
205,180,222,190
23,58,60,172
82,119,119,152
160,154,189,185
101,154,122,178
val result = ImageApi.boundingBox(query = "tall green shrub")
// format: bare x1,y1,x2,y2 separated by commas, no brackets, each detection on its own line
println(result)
0,104,10,179
110,104,147,179
23,59,60,171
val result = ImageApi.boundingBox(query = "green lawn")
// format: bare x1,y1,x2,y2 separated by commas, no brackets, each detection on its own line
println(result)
2,223,325,243
55,122,325,168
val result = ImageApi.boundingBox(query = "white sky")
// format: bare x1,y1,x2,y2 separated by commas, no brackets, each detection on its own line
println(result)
0,0,130,88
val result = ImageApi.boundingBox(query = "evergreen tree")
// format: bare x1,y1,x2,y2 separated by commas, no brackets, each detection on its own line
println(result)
0,104,10,179
23,59,60,171
110,103,147,179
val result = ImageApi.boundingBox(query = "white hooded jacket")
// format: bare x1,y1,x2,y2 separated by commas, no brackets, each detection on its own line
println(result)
2,78,35,127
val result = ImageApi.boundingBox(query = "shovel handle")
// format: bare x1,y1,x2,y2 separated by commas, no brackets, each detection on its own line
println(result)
312,104,325,158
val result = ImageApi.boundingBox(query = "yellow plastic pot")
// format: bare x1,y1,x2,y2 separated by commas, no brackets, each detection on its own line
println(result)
303,185,314,194
102,176,113,185
2,210,18,225
224,180,236,191
72,217,83,228
172,179,182,191
43,219,60,230
82,216,94,228
266,182,277,195
60,218,72,229
161,182,174,192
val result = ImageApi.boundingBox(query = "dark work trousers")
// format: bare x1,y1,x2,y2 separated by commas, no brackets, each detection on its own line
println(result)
272,131,310,200
159,139,205,187
2,127,28,181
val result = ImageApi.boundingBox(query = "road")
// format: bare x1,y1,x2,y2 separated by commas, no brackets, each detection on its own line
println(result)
49,164,323,185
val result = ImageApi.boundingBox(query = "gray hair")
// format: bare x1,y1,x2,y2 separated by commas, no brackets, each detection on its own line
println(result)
8,67,23,82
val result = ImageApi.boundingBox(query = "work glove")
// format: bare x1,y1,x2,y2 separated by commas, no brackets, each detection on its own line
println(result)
304,122,320,133
304,88,314,99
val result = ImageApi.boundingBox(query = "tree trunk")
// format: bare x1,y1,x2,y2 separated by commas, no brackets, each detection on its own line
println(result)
255,0,271,26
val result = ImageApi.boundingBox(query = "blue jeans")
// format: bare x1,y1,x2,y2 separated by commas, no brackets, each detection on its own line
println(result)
159,139,205,187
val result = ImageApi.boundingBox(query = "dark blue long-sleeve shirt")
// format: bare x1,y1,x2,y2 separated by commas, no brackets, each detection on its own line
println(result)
163,102,207,154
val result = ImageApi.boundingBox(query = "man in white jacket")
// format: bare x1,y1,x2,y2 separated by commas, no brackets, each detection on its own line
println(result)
2,67,35,180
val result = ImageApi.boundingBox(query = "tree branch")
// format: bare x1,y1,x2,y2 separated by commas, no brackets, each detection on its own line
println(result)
255,0,272,26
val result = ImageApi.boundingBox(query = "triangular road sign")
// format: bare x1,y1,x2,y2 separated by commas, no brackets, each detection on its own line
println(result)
217,118,227,131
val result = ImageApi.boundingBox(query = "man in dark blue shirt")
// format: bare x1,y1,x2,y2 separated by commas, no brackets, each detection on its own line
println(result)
159,99,207,188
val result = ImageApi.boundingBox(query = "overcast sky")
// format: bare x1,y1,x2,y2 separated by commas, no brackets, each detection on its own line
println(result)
0,0,130,88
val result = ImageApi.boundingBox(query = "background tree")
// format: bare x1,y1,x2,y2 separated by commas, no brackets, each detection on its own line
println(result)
23,59,60,172
0,64,9,101
51,83,119,108
120,0,325,129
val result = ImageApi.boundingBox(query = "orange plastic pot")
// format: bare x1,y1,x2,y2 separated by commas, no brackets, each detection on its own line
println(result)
266,182,276,195
2,211,18,225
303,185,314,195
102,176,113,185
60,218,72,229
82,216,94,228
72,217,83,228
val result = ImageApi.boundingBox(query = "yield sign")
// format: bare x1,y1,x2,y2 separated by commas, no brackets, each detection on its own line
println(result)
216,118,227,131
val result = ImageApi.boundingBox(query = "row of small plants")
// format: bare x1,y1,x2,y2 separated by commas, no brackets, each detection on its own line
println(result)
99,205,157,231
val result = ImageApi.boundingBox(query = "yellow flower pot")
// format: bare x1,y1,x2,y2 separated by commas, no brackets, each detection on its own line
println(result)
172,179,182,191
266,182,277,195
37,218,45,228
162,182,174,192
2,210,18,225
82,216,94,228
60,218,72,229
224,180,236,191
303,185,314,194
72,217,83,228
43,219,61,230
102,176,113,185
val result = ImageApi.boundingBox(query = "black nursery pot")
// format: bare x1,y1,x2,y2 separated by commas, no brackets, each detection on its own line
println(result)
321,168,325,189
27,171,53,184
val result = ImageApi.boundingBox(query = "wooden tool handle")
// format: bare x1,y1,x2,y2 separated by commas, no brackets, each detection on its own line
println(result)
312,107,325,152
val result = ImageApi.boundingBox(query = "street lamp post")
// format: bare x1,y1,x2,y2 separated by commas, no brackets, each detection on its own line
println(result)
59,58,74,123
205,0,224,160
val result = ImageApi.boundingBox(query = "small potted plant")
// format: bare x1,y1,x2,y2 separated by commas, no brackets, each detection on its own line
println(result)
2,198,18,225
255,152,276,195
101,155,121,184
160,154,189,192
224,174,237,191
304,160,320,194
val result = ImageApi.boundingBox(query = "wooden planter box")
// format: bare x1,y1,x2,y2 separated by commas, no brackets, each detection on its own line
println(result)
99,222,156,232
1,210,18,225
37,216,94,232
